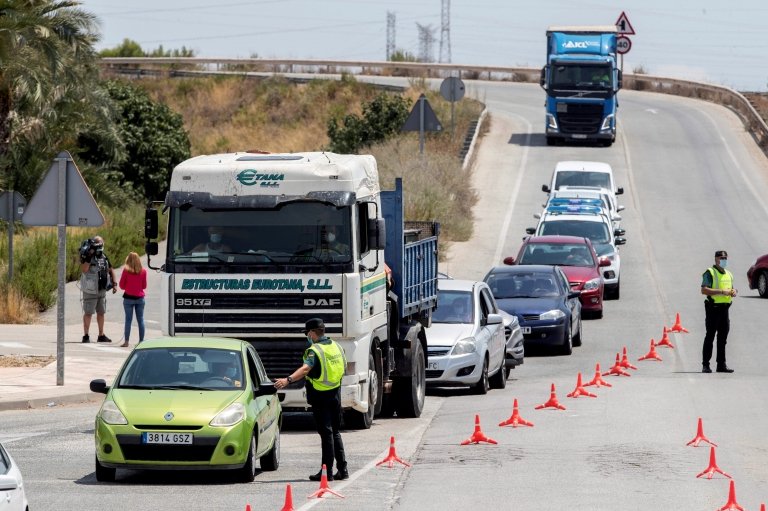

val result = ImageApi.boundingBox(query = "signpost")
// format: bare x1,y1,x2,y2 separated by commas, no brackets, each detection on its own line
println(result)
0,190,26,281
439,76,465,137
614,12,636,72
22,151,105,385
401,94,443,155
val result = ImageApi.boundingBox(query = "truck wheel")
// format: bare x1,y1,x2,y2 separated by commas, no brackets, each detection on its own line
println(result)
394,338,426,418
343,354,377,429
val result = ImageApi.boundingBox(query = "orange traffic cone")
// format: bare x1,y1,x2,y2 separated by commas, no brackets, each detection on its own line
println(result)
760,504,765,511
638,339,663,361
687,417,717,447
584,363,612,387
696,446,731,480
535,383,566,410
307,464,345,499
279,484,295,511
717,480,746,511
603,353,631,377
499,398,534,427
245,505,251,511
461,414,498,445
620,346,638,370
669,312,689,333
567,372,597,398
657,327,675,348
376,436,411,468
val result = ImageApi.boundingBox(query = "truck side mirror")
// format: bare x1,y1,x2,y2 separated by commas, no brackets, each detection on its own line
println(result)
145,207,158,239
145,241,158,256
539,67,547,89
368,218,386,251
542,184,550,193
617,69,623,89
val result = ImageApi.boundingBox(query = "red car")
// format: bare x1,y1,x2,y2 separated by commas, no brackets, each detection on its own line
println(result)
504,235,609,318
747,254,768,297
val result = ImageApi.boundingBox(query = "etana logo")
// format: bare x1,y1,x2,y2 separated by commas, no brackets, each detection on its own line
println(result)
563,40,598,49
236,169,285,187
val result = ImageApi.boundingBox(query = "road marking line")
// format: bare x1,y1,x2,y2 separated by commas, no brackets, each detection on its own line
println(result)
0,342,31,349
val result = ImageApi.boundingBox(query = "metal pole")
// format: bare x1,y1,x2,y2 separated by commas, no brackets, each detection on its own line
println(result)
419,95,425,155
6,190,12,281
56,156,67,385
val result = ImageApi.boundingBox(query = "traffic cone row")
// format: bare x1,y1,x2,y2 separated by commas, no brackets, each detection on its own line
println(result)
307,464,345,499
657,327,675,348
603,353,631,377
461,414,498,445
638,339,663,361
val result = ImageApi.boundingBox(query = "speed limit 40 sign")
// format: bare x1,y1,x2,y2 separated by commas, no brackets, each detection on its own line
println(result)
617,35,632,54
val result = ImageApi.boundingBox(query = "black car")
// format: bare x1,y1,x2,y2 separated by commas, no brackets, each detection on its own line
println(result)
483,264,582,355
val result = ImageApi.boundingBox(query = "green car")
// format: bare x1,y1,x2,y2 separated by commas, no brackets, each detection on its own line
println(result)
89,337,282,482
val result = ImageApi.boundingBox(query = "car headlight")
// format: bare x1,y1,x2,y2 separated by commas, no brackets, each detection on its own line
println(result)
539,309,566,321
600,114,615,131
583,278,601,291
99,401,128,425
451,338,477,356
546,113,558,130
210,402,245,427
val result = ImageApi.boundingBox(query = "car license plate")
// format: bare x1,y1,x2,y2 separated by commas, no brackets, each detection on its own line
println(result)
141,432,193,445
521,327,532,334
572,134,587,139
428,362,440,370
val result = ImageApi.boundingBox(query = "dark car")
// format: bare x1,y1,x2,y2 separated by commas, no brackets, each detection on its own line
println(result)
504,235,608,318
747,254,768,297
483,264,582,355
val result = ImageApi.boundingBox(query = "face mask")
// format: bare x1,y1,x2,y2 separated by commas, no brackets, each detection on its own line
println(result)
326,232,336,243
306,335,313,346
209,233,222,244
719,259,728,269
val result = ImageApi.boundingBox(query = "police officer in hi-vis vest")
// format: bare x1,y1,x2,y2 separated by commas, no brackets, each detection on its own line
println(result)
700,250,737,373
274,318,349,481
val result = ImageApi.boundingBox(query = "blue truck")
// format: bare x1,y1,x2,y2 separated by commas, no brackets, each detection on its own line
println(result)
540,25,622,147
143,152,438,429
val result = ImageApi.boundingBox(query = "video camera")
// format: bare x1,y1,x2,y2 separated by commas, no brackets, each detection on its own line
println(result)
79,238,104,263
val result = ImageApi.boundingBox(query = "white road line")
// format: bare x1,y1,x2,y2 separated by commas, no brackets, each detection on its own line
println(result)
0,342,31,349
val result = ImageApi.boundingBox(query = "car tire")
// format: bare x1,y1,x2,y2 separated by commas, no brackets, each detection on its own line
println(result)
489,355,507,390
505,364,513,379
238,432,257,483
759,272,768,298
259,426,280,471
471,356,490,395
572,316,582,347
560,325,573,355
95,456,116,483
344,353,377,429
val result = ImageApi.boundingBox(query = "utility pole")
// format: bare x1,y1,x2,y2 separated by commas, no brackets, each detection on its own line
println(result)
439,0,451,63
386,11,396,60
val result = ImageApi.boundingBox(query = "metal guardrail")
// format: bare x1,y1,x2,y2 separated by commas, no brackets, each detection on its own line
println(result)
99,57,768,154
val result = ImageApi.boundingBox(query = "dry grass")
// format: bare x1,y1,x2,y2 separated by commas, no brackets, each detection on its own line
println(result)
0,279,40,324
0,355,55,368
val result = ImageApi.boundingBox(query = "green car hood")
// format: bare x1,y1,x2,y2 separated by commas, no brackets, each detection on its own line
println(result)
111,389,245,425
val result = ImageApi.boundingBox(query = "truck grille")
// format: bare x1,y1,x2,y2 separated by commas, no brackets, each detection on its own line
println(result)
249,339,309,380
558,103,603,134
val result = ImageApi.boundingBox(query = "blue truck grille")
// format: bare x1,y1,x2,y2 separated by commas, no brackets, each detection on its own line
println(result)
558,103,603,134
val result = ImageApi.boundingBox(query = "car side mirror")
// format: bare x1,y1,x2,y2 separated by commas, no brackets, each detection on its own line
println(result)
255,382,279,397
503,256,516,265
614,228,626,236
534,213,541,219
525,227,535,235
485,313,503,326
0,475,19,492
542,184,550,193
612,215,622,222
568,291,581,299
616,187,624,195
615,237,627,246
90,378,109,394
617,205,625,212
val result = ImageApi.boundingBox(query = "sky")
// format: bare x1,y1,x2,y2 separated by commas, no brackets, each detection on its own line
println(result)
84,0,768,92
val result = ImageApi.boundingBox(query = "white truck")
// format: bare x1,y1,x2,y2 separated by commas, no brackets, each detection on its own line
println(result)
143,151,439,429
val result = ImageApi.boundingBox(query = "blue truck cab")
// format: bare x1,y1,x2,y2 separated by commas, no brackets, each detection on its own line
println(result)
541,25,622,147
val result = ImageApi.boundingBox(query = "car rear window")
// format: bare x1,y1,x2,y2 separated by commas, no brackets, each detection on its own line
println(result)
519,243,595,267
555,171,611,190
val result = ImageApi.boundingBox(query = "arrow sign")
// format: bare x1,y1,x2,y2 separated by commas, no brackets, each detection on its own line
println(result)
22,151,104,226
615,11,636,35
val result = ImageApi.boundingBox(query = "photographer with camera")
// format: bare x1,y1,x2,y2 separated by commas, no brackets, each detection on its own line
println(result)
79,235,117,343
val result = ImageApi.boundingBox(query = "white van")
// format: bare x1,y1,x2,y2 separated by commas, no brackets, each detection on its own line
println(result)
542,161,624,197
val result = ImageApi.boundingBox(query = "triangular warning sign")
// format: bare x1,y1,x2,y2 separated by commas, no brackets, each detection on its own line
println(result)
401,94,443,132
22,151,105,226
615,11,635,35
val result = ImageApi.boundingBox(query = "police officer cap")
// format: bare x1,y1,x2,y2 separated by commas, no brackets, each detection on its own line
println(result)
715,250,728,258
303,318,325,333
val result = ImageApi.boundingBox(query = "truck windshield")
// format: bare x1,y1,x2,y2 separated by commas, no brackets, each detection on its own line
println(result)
551,64,612,90
167,203,352,266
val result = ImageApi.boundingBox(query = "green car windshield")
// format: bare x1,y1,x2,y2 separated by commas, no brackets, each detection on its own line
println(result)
117,348,245,390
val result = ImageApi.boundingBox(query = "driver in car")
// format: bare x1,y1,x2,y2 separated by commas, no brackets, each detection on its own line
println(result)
209,357,242,386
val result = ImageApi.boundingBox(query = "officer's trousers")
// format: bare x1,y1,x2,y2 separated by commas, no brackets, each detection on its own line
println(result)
703,301,730,366
310,387,346,473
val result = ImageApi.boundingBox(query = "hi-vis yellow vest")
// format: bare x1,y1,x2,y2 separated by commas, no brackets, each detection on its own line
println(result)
305,340,346,391
708,267,733,304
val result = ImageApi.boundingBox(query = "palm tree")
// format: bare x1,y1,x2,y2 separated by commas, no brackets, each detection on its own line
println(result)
0,0,102,190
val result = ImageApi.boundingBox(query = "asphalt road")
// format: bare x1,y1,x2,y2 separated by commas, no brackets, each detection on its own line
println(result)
2,80,768,511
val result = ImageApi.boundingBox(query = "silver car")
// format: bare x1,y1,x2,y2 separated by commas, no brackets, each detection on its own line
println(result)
0,442,28,511
425,279,508,394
